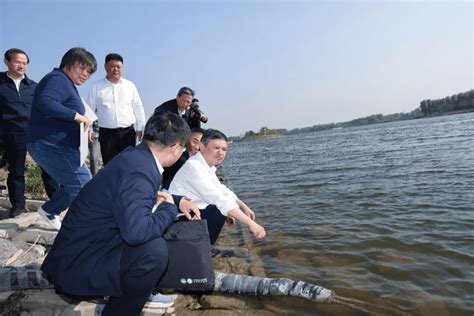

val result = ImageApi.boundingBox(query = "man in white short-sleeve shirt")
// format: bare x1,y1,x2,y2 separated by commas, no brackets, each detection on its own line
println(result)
169,129,266,244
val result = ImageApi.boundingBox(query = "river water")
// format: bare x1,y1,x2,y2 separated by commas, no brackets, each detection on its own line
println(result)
222,112,474,315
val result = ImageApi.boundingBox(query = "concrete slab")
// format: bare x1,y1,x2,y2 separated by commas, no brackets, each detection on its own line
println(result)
12,226,58,246
20,289,71,310
142,306,173,315
1,212,40,228
0,197,44,210
0,222,18,239
0,290,14,303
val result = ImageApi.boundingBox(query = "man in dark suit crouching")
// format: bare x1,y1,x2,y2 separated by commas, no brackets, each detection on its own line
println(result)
41,113,200,315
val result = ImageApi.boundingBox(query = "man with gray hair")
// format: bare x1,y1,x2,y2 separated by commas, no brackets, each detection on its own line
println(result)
153,87,208,128
170,128,266,244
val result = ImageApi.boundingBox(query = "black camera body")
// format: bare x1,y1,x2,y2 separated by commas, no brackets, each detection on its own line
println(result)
187,98,207,128
189,100,202,121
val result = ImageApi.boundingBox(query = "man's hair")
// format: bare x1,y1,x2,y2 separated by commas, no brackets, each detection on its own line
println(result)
105,53,123,64
4,48,30,64
177,87,195,97
144,113,191,147
201,129,227,145
59,47,97,74
191,127,205,134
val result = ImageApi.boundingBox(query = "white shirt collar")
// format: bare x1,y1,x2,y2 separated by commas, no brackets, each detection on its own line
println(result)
105,76,122,84
7,72,24,91
151,153,164,174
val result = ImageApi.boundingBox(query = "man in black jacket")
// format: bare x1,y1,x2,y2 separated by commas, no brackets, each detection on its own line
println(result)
153,87,208,128
0,48,57,217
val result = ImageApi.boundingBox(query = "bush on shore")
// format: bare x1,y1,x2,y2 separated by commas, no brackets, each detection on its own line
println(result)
25,163,47,200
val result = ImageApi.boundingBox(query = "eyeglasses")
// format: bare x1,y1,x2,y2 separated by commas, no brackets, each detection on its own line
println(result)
171,143,186,152
77,64,92,77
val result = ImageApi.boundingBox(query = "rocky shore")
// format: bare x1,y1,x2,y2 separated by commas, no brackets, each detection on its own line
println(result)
0,187,277,315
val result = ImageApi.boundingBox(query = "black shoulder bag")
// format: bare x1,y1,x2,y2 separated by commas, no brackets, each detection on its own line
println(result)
157,219,215,291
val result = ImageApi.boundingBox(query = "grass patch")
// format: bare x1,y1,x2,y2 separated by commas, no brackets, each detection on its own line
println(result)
24,162,47,200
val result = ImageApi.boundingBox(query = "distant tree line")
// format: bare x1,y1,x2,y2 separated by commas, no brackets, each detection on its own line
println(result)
273,108,423,136
233,89,474,140
420,89,474,116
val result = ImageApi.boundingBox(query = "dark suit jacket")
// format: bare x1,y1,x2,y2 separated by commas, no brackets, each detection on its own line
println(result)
153,99,189,121
0,72,37,131
41,142,180,296
153,99,203,129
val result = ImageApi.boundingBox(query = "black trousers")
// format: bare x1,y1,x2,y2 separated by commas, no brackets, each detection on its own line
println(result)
103,237,169,316
99,126,135,165
200,205,227,245
1,130,57,210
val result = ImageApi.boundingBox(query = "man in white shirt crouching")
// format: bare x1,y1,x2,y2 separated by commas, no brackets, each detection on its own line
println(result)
169,129,265,244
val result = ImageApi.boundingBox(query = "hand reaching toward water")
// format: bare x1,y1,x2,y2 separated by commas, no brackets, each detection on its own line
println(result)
248,222,265,239
237,198,256,220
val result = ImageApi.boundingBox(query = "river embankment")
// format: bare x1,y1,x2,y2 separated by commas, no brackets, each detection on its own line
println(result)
0,160,282,316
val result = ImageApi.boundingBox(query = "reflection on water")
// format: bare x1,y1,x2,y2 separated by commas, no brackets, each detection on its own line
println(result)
223,113,474,315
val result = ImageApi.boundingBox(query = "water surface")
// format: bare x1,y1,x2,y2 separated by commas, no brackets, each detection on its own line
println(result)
223,112,474,315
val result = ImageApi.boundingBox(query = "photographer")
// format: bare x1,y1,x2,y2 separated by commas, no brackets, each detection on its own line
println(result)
188,98,208,129
153,87,208,129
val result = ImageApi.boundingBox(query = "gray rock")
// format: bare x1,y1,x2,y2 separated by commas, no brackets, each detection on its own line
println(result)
0,238,46,267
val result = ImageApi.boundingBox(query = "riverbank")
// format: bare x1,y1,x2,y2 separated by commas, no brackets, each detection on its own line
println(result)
0,195,280,315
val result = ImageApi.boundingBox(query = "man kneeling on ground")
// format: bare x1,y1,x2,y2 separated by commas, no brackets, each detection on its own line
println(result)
41,113,200,316
169,129,265,244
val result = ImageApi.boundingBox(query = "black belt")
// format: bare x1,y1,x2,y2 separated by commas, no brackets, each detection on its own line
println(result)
100,125,134,131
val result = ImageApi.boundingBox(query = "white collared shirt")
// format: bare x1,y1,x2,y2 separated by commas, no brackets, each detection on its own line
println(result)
87,77,146,130
169,152,238,216
152,154,164,174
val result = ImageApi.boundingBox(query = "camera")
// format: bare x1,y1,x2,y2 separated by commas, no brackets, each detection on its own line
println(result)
189,99,202,121
188,98,207,128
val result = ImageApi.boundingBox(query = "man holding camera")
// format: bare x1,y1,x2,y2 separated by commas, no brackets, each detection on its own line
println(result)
153,87,208,128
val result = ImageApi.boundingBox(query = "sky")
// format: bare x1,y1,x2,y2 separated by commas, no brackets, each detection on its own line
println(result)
0,0,472,136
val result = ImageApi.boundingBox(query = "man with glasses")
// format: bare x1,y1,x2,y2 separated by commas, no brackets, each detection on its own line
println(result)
42,113,200,315
87,53,146,165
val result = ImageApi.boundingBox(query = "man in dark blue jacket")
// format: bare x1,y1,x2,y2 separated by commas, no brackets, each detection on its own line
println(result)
0,48,57,218
42,113,201,315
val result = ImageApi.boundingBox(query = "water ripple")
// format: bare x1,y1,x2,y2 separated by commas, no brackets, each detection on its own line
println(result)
223,112,474,314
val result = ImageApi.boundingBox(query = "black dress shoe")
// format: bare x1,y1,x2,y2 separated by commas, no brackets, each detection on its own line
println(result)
8,208,25,218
